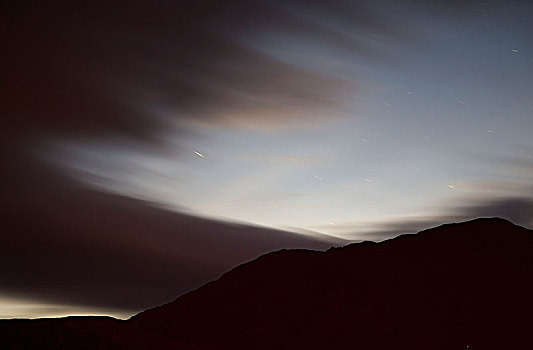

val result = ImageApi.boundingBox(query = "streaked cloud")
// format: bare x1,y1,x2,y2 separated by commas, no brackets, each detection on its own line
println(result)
2,0,409,143
1,163,333,316
324,195,533,241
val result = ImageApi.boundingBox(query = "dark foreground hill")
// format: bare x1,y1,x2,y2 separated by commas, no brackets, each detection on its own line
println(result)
1,218,532,349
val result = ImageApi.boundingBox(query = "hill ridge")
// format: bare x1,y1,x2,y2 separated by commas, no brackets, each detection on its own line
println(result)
2,217,532,349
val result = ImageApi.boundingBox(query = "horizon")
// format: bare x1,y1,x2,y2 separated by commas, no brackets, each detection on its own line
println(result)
2,0,533,319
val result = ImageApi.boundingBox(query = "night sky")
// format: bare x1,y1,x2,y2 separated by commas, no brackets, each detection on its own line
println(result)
2,0,533,318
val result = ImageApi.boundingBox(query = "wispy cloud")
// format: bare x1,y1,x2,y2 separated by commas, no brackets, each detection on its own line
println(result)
326,195,533,241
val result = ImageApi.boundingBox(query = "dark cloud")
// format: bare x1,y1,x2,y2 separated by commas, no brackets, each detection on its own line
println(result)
2,0,413,142
1,0,491,139
1,151,332,314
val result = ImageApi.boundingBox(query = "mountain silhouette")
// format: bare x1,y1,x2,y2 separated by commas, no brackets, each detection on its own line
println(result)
1,217,532,349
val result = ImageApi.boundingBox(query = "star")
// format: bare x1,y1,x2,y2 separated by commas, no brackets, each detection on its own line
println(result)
194,151,205,158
